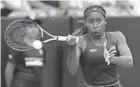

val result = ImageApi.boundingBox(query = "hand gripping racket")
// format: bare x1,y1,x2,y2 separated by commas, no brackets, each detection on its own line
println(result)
4,19,79,51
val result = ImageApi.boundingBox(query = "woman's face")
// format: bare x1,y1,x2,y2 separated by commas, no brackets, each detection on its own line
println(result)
85,12,106,35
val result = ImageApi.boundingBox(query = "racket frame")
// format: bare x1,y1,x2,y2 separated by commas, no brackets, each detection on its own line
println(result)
4,19,43,51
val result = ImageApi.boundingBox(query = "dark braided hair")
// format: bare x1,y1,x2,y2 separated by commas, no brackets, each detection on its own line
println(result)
72,5,106,36
72,20,87,36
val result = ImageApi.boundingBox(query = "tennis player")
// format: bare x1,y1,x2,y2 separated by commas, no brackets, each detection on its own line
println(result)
67,5,133,87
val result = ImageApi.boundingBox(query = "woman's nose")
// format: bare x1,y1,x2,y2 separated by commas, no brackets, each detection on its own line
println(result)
93,23,98,29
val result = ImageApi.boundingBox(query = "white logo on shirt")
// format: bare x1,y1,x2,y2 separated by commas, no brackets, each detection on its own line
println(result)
89,49,97,52
25,57,44,66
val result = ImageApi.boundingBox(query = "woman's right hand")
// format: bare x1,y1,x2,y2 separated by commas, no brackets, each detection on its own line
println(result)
67,35,79,46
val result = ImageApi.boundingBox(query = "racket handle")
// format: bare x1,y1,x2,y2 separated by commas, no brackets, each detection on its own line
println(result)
57,36,68,41
57,36,79,43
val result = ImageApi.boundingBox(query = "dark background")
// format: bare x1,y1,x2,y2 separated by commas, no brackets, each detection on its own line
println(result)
1,17,140,87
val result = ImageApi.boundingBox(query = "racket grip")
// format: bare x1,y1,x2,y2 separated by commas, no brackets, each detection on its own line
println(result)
57,36,68,41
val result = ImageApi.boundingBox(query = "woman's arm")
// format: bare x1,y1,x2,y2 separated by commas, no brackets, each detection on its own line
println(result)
5,62,15,87
109,31,133,68
67,36,82,75
67,45,81,75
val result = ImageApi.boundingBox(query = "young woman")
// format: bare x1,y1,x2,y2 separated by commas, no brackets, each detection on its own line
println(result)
67,5,133,87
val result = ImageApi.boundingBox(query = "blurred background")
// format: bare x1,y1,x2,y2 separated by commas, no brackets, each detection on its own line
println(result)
1,0,140,18
1,0,140,87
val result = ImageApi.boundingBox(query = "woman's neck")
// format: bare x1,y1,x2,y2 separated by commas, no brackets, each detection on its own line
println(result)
88,32,107,46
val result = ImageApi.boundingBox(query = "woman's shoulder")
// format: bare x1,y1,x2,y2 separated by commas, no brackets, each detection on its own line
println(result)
107,31,126,43
107,31,124,38
78,33,88,41
77,34,86,46
107,31,122,34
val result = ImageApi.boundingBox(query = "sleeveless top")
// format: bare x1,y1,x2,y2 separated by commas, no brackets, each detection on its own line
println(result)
80,32,120,86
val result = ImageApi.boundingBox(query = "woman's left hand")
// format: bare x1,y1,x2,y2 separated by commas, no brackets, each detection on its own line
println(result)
103,43,116,65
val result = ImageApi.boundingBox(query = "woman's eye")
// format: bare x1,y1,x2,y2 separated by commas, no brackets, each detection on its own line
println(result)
88,20,93,23
97,20,101,23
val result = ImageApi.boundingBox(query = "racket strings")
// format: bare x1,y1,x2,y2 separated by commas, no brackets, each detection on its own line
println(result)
10,25,26,42
5,21,39,51
25,23,42,40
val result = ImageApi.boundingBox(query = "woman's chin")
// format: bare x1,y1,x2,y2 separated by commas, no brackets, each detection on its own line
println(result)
91,31,100,34
90,32,103,37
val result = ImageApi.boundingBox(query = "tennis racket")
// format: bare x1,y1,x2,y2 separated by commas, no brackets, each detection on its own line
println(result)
4,19,79,51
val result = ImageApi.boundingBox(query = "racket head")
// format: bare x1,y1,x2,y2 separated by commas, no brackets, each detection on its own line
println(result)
4,19,43,51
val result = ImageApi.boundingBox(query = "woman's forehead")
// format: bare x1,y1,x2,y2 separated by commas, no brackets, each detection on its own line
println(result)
86,12,105,19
